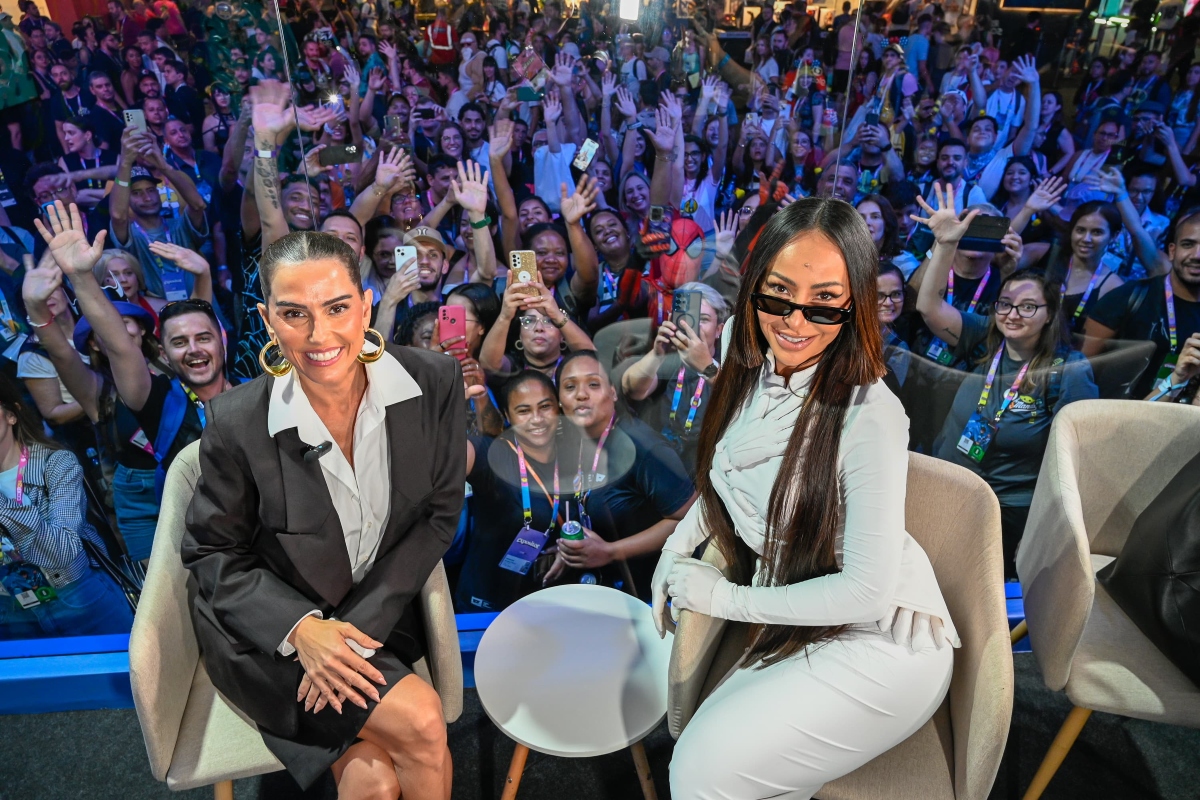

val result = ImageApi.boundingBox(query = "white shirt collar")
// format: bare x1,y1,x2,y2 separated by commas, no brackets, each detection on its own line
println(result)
267,347,422,442
761,349,817,394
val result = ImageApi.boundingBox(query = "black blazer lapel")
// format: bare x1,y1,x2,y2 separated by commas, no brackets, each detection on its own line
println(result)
376,400,436,558
273,428,355,607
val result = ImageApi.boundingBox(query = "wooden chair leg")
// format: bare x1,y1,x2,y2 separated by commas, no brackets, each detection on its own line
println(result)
501,742,530,800
1022,706,1093,800
1010,620,1028,645
630,740,658,800
213,780,233,800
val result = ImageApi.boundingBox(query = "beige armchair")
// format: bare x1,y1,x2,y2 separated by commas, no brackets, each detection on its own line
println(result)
1016,399,1200,800
668,452,1013,800
128,441,463,799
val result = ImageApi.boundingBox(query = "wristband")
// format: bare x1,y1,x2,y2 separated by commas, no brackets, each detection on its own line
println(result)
470,215,492,229
116,179,130,187
879,141,893,152
550,313,568,329
27,314,54,329
256,148,275,159
717,54,730,71
1115,193,1130,203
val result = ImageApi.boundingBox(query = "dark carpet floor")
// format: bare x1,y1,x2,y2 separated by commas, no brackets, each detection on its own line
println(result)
2,654,1198,799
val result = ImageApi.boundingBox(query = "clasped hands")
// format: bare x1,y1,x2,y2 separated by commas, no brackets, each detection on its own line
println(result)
290,615,387,715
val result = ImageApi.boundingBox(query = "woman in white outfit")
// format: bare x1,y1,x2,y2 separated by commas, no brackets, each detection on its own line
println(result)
652,198,960,799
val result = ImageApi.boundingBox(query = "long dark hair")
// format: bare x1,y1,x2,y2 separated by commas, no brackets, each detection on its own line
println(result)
979,270,1070,393
856,193,900,259
0,374,59,451
695,199,885,668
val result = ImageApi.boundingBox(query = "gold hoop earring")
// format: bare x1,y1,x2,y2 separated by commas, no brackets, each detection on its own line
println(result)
358,328,386,363
259,339,293,377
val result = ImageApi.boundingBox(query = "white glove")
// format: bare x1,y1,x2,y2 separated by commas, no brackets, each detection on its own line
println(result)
666,557,726,619
651,549,686,638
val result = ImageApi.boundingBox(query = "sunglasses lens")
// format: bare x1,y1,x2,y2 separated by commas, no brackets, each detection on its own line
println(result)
752,295,792,316
807,307,852,325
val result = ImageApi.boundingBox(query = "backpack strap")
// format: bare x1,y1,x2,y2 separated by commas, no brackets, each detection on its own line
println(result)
152,379,191,499
1126,279,1151,321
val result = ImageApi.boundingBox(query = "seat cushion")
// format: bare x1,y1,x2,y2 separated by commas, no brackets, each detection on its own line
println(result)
815,698,955,800
1064,556,1200,728
165,662,284,791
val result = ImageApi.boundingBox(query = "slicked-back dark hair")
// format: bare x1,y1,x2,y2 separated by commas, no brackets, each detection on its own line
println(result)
259,231,363,300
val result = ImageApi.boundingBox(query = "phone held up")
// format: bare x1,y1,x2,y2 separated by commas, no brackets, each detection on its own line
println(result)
393,245,418,275
959,215,1011,253
437,305,468,359
509,251,540,297
123,108,147,133
672,289,702,335
319,144,363,167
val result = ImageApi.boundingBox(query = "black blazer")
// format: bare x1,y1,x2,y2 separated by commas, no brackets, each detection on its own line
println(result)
181,345,466,739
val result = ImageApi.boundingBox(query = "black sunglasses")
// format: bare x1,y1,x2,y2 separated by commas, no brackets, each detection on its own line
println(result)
750,293,854,326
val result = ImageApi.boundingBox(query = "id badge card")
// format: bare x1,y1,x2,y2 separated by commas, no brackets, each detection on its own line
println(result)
0,176,16,207
499,526,549,575
925,338,955,365
1157,352,1179,381
957,411,997,464
161,268,190,302
0,537,58,608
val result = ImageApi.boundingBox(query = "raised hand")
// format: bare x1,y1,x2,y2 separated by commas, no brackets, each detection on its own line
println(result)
342,59,361,91
1012,54,1039,85
302,144,333,177
382,259,420,307
614,86,637,120
1025,175,1067,212
489,119,514,159
648,107,677,153
660,91,683,126
551,51,576,87
543,91,562,124
368,67,386,92
559,174,599,225
378,40,397,62
910,182,979,246
714,209,738,256
251,79,297,140
21,254,64,313
699,74,718,101
32,201,108,277
374,145,407,191
148,241,209,275
1084,165,1127,197
714,82,731,111
601,71,617,98
452,159,491,215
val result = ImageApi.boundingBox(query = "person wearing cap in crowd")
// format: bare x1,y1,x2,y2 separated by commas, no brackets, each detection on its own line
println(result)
646,46,673,98
110,127,210,301
374,225,456,343
1123,101,1170,171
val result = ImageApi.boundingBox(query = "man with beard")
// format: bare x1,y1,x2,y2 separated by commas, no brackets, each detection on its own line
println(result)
49,64,90,155
1085,205,1200,398
110,128,210,301
460,103,490,166
85,71,127,149
922,139,987,212
90,30,125,85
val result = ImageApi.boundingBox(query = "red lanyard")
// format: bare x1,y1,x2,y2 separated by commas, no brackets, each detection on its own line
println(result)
507,440,560,531
575,415,615,503
978,347,1030,421
668,366,706,433
13,446,27,505
948,268,991,314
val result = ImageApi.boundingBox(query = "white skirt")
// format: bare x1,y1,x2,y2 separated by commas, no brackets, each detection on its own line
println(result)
669,626,954,800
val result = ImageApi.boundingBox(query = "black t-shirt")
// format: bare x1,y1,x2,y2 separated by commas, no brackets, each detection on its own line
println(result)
134,373,206,472
1088,274,1200,397
569,417,695,600
456,434,567,612
614,353,712,479
88,50,124,86
933,314,1099,506
50,91,90,125
906,266,1003,369
84,103,126,150
165,83,206,130
63,148,119,192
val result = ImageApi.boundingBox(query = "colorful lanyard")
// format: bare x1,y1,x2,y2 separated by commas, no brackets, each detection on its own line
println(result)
13,446,27,505
978,347,1031,422
1165,275,1178,351
507,440,559,531
575,414,615,504
667,366,706,434
1063,258,1108,321
948,268,991,314
182,383,207,428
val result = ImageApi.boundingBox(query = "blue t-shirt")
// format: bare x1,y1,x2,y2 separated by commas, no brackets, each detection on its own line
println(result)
906,34,930,75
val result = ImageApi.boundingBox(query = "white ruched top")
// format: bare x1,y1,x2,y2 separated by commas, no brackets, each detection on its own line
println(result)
662,328,960,652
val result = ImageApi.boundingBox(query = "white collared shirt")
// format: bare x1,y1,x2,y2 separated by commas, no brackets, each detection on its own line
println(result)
269,347,422,655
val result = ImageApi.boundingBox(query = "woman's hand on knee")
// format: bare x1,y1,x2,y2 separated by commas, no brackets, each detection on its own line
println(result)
290,617,387,713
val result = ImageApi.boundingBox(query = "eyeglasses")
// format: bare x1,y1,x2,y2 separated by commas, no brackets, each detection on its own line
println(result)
877,290,904,305
993,300,1046,318
518,315,554,330
750,293,854,325
36,186,73,205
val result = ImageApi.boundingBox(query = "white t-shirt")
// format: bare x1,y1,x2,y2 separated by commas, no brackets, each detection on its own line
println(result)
986,89,1026,145
681,173,719,232
755,57,780,85
17,348,91,407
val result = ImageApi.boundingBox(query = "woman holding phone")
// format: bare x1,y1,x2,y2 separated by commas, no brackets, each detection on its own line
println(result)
479,276,596,386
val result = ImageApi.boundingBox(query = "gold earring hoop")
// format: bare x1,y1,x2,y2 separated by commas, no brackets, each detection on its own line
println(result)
358,328,386,363
259,339,293,377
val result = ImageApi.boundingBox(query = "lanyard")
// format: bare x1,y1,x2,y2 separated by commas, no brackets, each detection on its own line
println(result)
1063,257,1108,321
507,440,559,530
575,414,615,504
181,382,207,428
668,366,706,433
1165,275,1178,350
13,446,27,505
978,346,1031,422
948,268,990,314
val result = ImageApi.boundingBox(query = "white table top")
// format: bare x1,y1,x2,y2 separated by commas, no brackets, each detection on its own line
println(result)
473,584,673,758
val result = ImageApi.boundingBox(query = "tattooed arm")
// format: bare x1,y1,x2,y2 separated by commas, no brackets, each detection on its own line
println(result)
253,138,289,249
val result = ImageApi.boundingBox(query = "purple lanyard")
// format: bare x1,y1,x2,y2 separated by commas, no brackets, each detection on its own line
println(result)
978,346,1031,421
948,268,991,314
667,366,706,433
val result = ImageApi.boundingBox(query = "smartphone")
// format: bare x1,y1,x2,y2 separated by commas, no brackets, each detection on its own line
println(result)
744,112,760,128
438,305,468,359
318,144,363,166
123,108,147,133
672,289,702,334
416,108,436,120
384,114,403,137
959,215,1011,253
394,245,417,274
513,47,549,89
865,111,880,126
649,205,666,223
516,85,543,102
572,138,600,172
509,250,540,297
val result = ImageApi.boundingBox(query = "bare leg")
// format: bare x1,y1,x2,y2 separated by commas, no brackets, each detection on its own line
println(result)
331,740,402,800
359,674,452,800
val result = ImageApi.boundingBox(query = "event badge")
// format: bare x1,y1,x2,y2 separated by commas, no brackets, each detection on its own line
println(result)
0,535,58,608
957,412,997,464
161,269,190,302
925,338,955,365
1157,352,1179,382
0,169,15,207
499,526,549,575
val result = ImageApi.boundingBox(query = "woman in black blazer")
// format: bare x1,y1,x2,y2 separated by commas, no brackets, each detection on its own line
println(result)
172,230,467,795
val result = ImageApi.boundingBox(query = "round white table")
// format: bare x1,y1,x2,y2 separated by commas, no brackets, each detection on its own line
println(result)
474,584,673,799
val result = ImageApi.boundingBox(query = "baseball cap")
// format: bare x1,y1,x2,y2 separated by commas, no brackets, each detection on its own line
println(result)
884,42,905,58
129,166,160,186
73,301,154,352
404,226,453,257
646,46,670,63
1134,101,1166,117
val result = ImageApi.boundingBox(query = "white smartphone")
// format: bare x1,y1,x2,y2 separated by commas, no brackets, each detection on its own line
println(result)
123,108,147,133
394,245,418,273
573,138,600,171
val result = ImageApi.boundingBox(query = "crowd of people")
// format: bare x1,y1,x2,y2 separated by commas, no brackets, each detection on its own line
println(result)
4,0,1200,641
